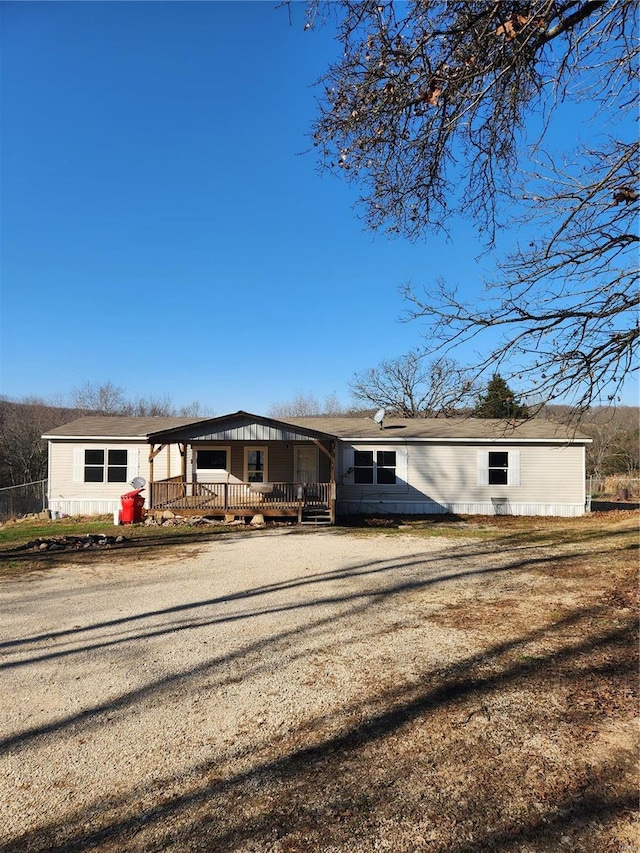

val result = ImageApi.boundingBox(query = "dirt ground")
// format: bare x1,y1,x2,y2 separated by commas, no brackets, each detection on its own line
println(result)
0,512,637,853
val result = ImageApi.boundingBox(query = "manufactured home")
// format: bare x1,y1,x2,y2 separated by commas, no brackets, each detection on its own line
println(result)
43,411,591,521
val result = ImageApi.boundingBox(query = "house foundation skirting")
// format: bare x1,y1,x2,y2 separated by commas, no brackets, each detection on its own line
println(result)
48,498,587,519
337,500,587,518
48,499,123,517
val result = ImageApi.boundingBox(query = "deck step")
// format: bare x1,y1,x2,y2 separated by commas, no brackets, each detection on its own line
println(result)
301,507,332,526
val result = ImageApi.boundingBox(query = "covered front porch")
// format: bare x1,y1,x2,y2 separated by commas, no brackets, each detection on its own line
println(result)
148,479,334,523
144,412,338,524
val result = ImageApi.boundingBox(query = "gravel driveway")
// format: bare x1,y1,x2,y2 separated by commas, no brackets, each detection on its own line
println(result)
2,524,632,853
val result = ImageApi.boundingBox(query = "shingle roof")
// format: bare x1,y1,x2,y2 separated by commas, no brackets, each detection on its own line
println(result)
43,413,591,442
283,416,590,441
42,416,205,438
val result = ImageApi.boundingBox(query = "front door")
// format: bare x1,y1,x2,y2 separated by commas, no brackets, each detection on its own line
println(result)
294,445,318,483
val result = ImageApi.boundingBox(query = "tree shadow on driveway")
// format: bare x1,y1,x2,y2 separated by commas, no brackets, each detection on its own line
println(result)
1,527,637,853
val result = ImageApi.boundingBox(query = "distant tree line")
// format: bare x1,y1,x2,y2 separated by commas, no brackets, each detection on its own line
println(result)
1,376,636,489
268,367,638,480
69,381,208,418
0,399,81,489
0,382,211,488
541,404,639,480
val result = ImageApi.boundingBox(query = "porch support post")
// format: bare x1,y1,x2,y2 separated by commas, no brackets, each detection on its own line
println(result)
148,445,156,508
179,444,187,481
313,438,337,524
329,441,336,524
148,444,168,510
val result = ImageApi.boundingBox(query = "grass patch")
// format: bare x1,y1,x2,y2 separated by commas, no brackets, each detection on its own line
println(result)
0,514,230,547
2,508,637,579
339,509,640,551
0,514,246,576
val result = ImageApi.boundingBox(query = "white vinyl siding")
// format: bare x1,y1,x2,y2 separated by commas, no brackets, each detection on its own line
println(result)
339,442,585,516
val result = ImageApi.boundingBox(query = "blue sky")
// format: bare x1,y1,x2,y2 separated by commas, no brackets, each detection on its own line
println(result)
1,1,636,414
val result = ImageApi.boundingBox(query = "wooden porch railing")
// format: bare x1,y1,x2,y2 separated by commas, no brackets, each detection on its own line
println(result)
150,481,333,514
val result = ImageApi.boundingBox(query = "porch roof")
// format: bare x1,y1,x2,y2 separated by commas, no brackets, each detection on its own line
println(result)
147,412,335,443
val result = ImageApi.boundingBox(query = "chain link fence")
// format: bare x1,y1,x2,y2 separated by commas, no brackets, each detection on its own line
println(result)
0,480,48,521
587,476,639,500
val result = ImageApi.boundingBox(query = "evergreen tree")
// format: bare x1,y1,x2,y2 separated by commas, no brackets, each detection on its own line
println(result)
475,375,528,420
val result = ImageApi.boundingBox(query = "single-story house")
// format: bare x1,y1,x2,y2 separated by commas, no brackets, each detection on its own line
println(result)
43,410,592,522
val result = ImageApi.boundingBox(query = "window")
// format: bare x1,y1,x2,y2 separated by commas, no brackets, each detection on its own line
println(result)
488,452,509,485
353,450,397,485
377,451,397,484
84,449,128,483
477,450,520,487
354,450,374,483
196,449,228,470
245,448,267,482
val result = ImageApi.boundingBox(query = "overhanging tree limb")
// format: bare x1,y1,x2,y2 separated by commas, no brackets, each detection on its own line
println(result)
305,0,638,410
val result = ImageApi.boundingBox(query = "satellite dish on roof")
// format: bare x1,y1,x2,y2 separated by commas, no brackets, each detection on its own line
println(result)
373,408,386,429
131,477,146,489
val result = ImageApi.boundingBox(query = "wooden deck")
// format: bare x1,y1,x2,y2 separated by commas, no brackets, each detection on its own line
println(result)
149,480,334,521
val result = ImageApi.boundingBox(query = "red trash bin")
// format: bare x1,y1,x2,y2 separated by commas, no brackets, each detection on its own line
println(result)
120,488,145,524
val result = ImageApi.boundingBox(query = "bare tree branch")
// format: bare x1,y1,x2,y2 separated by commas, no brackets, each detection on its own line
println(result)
403,140,639,410
305,1,638,411
350,351,479,417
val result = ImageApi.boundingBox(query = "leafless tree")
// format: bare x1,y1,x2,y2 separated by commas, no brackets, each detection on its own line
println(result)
350,351,478,417
403,142,639,413
580,406,638,477
0,390,212,488
71,381,212,418
268,391,349,418
71,381,128,415
120,394,207,417
0,398,79,486
541,403,639,475
176,400,213,417
305,1,639,411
